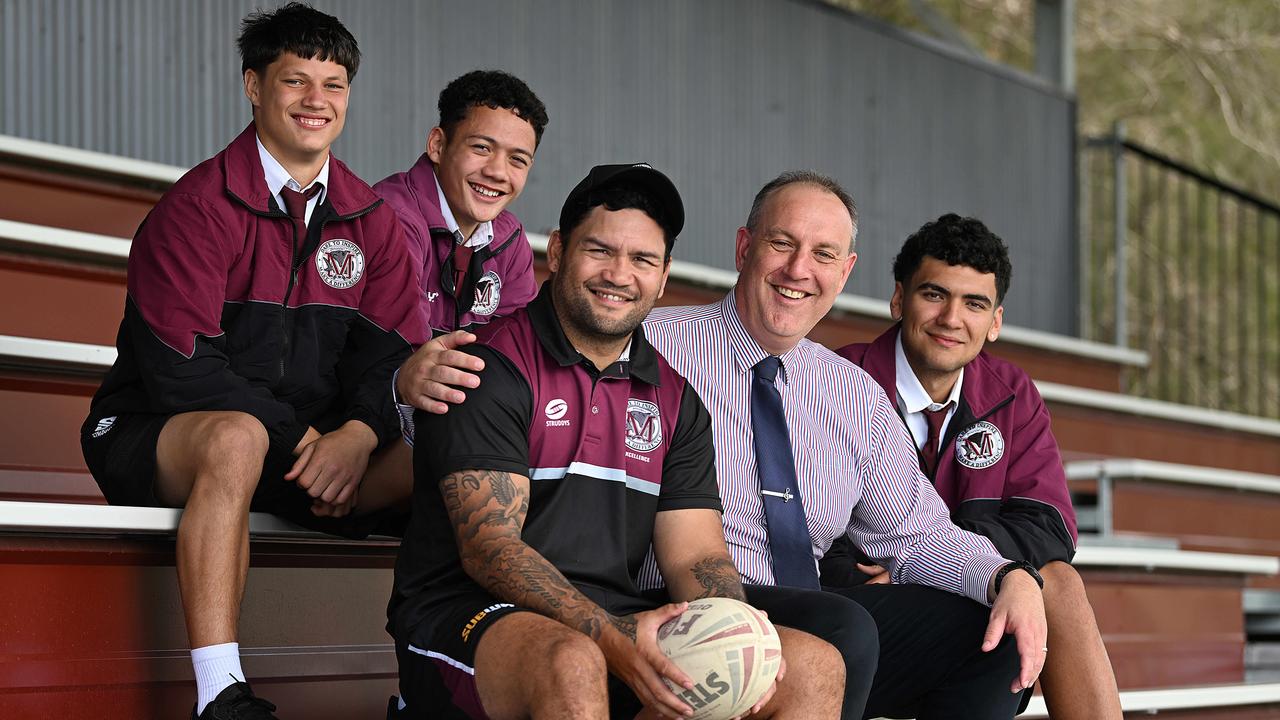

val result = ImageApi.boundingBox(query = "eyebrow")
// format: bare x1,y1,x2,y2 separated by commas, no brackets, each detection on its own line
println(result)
918,281,992,306
581,235,662,261
466,133,534,159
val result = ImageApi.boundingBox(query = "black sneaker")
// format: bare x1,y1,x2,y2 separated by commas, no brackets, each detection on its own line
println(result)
193,681,279,719
386,695,405,719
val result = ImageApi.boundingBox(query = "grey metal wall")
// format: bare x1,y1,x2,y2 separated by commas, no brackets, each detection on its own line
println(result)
0,0,1078,334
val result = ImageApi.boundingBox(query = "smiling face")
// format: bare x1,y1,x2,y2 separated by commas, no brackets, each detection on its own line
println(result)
427,105,537,241
548,206,670,367
892,255,1004,399
733,183,857,355
244,52,349,184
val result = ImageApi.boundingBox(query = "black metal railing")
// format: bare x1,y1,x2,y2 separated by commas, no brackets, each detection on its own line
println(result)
1081,126,1280,419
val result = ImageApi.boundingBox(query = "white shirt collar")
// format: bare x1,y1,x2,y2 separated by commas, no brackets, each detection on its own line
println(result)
434,171,494,249
894,329,963,414
256,134,329,221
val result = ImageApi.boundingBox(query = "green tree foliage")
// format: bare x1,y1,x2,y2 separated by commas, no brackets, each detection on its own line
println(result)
827,0,1280,198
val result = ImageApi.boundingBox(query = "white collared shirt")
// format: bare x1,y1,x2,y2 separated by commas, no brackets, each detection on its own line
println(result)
435,174,494,249
256,134,329,226
894,330,963,454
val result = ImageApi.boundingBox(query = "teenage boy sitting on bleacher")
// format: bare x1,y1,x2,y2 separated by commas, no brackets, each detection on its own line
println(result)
380,70,548,415
822,214,1123,719
80,4,427,717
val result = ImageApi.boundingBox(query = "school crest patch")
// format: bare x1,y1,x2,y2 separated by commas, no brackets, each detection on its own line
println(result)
954,421,1005,469
315,238,364,289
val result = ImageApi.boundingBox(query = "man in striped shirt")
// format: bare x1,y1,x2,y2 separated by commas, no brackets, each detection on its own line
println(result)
639,172,1048,720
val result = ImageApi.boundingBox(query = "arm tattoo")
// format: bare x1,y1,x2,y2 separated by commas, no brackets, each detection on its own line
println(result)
609,613,638,642
440,469,617,640
691,556,748,601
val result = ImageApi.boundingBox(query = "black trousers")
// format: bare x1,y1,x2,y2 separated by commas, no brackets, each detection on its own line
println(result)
743,583,1026,720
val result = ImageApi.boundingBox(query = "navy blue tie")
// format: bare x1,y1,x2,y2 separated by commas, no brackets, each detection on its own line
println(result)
751,356,820,589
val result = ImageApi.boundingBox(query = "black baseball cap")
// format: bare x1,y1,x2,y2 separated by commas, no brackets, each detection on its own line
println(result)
558,163,685,241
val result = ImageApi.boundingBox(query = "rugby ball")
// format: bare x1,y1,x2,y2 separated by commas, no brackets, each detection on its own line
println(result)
656,597,782,720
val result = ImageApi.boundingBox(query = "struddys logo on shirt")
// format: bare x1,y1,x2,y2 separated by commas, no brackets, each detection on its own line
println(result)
954,421,1005,469
315,239,365,289
625,399,663,453
470,270,502,316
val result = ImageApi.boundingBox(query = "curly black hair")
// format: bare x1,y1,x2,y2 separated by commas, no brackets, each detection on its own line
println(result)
438,70,549,147
893,214,1012,303
237,3,360,81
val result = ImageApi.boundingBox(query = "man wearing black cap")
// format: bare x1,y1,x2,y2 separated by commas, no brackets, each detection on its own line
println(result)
387,165,845,718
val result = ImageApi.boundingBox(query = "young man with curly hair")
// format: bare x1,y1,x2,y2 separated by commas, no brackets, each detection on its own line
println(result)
823,214,1122,719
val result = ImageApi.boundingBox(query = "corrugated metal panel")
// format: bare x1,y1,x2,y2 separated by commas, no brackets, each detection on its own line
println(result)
0,0,1077,334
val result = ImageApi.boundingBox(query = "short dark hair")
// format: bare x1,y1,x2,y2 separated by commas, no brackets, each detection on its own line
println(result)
893,214,1013,303
438,70,549,147
746,170,859,252
559,184,676,261
237,3,361,81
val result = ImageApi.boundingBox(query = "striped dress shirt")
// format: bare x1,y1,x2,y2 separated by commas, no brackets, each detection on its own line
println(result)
640,293,1008,605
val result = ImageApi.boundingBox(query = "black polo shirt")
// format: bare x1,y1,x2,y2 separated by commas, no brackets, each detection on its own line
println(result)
389,283,721,637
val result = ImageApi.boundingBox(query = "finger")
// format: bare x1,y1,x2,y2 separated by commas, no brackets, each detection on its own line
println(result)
1014,626,1043,691
982,611,1007,653
284,444,314,481
855,563,886,576
434,348,485,376
319,474,347,504
415,379,468,406
645,674,693,718
436,330,478,351
776,656,786,682
303,465,331,498
427,362,483,389
333,479,358,507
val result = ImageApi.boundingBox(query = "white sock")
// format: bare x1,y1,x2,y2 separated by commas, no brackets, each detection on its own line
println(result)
192,642,245,714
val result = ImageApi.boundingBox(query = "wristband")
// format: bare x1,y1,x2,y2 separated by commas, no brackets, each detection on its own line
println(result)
993,560,1044,595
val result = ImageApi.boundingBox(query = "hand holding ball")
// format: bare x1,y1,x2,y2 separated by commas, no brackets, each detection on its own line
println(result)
656,598,782,720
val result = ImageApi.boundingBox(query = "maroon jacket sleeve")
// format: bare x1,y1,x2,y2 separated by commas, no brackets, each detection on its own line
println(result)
125,192,307,452
951,378,1077,568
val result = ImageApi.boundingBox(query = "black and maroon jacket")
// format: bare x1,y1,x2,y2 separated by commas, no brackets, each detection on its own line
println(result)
87,124,430,454
827,325,1077,572
373,154,536,334
390,284,720,636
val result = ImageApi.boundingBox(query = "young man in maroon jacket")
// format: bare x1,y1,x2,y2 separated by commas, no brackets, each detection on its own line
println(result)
80,5,428,717
384,71,549,415
822,214,1121,719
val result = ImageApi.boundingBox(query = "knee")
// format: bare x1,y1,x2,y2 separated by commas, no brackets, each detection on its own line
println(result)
537,632,607,695
190,413,269,494
1040,561,1093,617
825,598,880,675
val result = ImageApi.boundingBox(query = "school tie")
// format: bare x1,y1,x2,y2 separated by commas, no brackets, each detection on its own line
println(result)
279,183,323,244
919,403,952,478
751,355,820,589
449,230,475,311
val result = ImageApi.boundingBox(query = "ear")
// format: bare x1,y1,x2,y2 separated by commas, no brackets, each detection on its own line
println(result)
243,69,261,108
426,126,447,164
988,305,1003,342
890,282,905,321
734,227,752,272
547,229,565,273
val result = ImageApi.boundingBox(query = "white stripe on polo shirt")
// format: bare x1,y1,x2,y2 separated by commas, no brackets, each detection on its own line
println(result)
529,461,661,496
640,293,1006,606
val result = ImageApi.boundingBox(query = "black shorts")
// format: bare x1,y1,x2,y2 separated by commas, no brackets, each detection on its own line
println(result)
80,412,380,537
395,587,659,719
